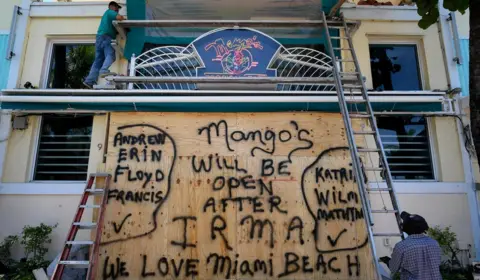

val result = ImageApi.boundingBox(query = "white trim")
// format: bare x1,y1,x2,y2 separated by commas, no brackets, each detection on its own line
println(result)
369,182,469,194
6,0,30,89
41,38,96,89
0,95,445,104
28,116,41,182
341,4,421,22
0,182,86,195
426,117,439,181
0,181,469,195
0,30,10,35
30,1,127,18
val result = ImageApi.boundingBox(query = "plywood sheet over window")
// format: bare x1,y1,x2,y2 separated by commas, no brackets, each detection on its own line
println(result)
98,112,376,279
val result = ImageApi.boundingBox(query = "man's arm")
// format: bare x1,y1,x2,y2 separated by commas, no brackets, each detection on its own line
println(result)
389,244,403,274
116,14,125,21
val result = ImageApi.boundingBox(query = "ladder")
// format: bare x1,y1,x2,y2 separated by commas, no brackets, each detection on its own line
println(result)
321,12,403,279
51,173,111,280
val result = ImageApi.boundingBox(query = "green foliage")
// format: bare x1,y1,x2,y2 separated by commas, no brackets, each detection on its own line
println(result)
413,0,469,29
0,223,57,280
0,235,19,267
428,225,473,280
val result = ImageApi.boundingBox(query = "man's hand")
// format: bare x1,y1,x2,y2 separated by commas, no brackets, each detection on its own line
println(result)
116,14,125,21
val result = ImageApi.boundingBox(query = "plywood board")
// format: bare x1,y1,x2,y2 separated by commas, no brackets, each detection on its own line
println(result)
98,112,377,280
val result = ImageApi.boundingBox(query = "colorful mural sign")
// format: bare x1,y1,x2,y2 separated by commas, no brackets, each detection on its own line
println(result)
193,29,280,77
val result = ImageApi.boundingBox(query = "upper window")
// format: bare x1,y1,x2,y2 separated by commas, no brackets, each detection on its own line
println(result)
34,115,94,181
377,116,434,180
370,44,422,91
47,44,95,89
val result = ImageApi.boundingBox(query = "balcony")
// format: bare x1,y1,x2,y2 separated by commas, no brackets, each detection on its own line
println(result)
0,9,451,113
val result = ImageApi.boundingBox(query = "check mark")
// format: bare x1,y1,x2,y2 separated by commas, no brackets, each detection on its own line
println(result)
113,213,132,234
327,229,347,247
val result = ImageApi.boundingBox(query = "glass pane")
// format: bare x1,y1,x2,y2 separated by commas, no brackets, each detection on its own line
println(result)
370,44,422,91
47,44,95,89
34,115,93,181
377,116,433,180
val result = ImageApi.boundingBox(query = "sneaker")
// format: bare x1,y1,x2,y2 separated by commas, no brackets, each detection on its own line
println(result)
99,72,117,78
83,81,93,89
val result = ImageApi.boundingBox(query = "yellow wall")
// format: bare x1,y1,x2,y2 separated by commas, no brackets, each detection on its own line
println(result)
430,117,465,182
350,21,448,90
19,17,128,88
456,9,469,39
0,0,22,31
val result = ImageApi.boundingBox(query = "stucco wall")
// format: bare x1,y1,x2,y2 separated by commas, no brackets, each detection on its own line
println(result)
0,0,22,31
455,9,469,39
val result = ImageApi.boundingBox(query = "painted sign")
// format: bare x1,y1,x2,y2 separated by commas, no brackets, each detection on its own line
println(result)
193,29,280,77
98,112,376,279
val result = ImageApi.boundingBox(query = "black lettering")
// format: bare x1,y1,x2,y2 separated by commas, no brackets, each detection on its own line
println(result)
302,256,314,273
141,255,155,277
113,132,122,147
155,170,164,182
231,131,245,141
252,197,264,213
259,179,273,195
185,259,199,277
278,253,300,278
328,257,341,273
278,160,291,175
117,149,127,163
279,130,292,142
203,197,216,213
347,255,360,276
207,253,231,278
171,259,184,277
261,159,274,176
129,147,140,162
192,155,212,173
227,177,240,198
240,260,254,276
240,215,274,248
287,216,304,245
212,176,225,191
254,260,267,274
315,167,325,183
198,120,234,151
114,165,128,183
151,150,162,162
241,175,255,189
269,195,287,214
171,216,197,249
315,189,329,206
157,257,168,276
107,189,119,204
211,215,232,250
155,191,163,203
316,254,328,274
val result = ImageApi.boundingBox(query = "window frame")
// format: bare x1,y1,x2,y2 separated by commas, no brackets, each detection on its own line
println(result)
367,36,429,91
29,114,94,183
40,37,96,89
376,115,437,182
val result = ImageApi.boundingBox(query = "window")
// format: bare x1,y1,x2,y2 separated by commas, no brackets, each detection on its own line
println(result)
377,116,434,180
46,44,95,89
34,115,94,181
370,44,422,91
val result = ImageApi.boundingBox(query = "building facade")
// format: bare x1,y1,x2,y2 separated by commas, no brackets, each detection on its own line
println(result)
0,0,479,278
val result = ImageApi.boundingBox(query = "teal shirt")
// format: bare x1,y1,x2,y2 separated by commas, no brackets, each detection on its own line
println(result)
97,9,118,38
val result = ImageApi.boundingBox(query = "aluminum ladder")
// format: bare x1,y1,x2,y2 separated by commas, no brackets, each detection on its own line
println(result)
321,12,403,280
51,173,111,280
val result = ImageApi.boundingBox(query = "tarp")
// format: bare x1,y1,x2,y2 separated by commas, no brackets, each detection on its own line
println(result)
124,0,337,58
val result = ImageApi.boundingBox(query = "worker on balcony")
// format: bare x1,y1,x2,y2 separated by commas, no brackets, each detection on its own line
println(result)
389,211,442,280
83,1,125,89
